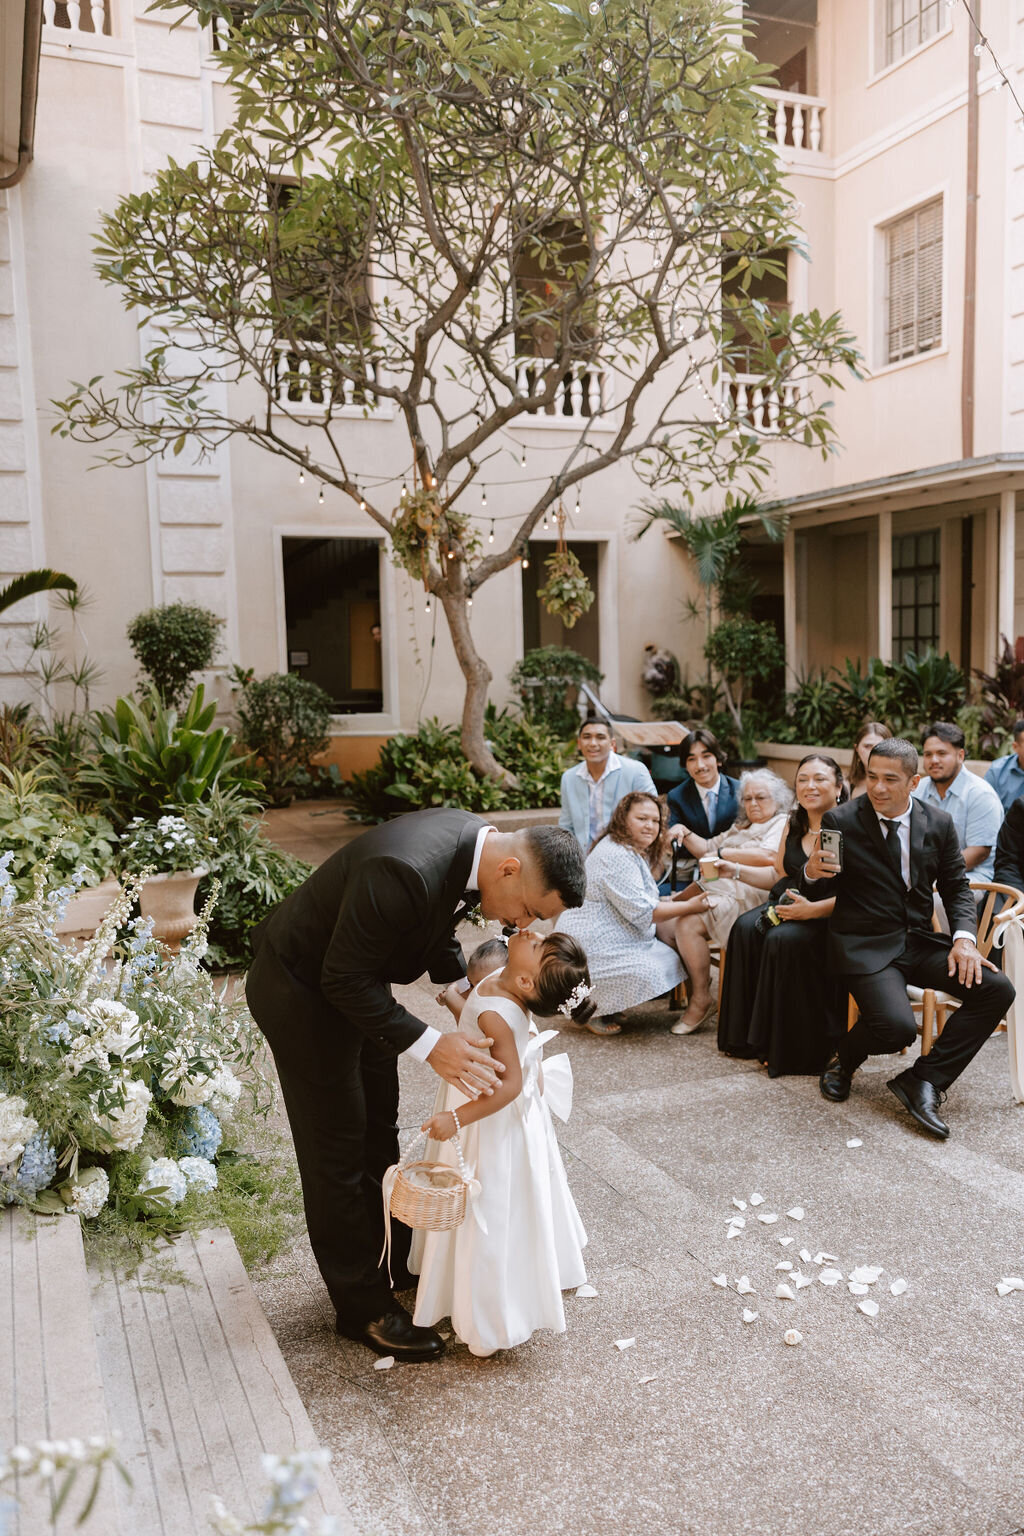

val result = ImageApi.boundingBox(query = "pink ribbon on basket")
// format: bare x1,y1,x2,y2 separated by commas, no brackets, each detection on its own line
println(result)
379,1129,484,1286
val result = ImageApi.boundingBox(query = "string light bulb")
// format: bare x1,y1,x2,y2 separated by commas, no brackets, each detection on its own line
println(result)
401,482,408,500
973,40,985,57
575,490,581,516
489,520,495,544
298,466,305,485
468,596,473,609
520,446,527,468
482,487,488,508
425,595,432,614
359,493,366,511
522,555,529,569
318,485,324,505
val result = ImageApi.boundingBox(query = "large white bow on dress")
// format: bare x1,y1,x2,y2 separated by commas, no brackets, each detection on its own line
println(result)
521,1028,574,1122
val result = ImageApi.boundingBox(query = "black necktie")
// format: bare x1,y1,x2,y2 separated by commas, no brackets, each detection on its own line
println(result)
881,819,904,884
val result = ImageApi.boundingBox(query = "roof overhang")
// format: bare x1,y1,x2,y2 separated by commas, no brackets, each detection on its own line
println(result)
768,453,1024,527
1,1,43,187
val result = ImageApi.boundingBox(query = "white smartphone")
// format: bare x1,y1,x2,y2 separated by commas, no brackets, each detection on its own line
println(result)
819,827,843,870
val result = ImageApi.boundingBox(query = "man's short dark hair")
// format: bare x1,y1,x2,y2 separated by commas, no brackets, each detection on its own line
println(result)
869,737,920,776
1013,718,1024,739
522,826,587,909
578,717,612,738
680,728,725,768
922,721,966,752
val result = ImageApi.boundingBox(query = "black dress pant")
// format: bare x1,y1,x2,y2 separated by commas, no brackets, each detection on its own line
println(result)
245,943,410,1327
840,932,1015,1090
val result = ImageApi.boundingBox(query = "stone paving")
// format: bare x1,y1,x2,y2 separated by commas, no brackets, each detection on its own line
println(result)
251,917,1024,1536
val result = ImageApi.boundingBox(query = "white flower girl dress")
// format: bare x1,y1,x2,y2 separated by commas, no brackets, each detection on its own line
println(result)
408,985,587,1357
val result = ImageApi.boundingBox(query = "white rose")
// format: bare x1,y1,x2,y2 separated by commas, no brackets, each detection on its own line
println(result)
88,999,141,1058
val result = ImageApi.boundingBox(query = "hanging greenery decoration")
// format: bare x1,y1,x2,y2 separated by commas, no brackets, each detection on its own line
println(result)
389,486,479,582
537,507,594,629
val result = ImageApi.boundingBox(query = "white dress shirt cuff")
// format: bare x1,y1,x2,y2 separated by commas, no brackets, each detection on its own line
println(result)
951,930,976,945
403,1026,441,1062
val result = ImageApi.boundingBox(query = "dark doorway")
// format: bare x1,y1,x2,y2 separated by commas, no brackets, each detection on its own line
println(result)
282,536,383,713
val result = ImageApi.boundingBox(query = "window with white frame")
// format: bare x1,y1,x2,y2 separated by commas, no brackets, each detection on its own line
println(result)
883,199,942,366
884,0,943,67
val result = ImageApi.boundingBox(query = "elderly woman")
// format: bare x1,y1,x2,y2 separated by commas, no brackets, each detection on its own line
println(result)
556,791,686,1036
664,770,793,1035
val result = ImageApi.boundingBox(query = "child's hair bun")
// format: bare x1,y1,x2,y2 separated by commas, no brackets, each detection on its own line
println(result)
569,992,597,1025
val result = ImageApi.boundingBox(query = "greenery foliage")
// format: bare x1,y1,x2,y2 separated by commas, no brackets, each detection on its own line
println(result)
508,646,603,739
235,673,333,806
704,616,785,754
0,766,116,897
537,549,595,630
972,638,1024,758
126,601,222,709
345,708,573,822
771,650,968,747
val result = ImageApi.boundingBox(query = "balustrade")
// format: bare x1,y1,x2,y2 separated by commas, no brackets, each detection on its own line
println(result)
513,357,609,421
757,88,825,156
273,345,380,415
722,374,800,435
42,0,111,35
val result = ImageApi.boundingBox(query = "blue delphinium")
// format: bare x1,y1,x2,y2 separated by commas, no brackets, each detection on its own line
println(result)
175,1104,222,1160
15,1131,57,1197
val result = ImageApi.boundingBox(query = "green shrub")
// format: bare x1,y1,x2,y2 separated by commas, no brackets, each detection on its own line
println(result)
762,649,968,749
508,646,603,739
235,673,333,806
188,787,313,968
83,686,256,823
126,602,223,709
0,765,116,895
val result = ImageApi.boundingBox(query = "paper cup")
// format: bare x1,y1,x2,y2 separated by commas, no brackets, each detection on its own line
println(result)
699,855,719,882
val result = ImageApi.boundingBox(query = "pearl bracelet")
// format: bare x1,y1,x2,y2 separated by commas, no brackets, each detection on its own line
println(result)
450,1107,462,1137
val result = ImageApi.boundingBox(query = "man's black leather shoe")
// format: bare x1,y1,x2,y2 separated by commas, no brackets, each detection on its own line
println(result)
336,1304,445,1362
819,1052,852,1102
887,1070,949,1139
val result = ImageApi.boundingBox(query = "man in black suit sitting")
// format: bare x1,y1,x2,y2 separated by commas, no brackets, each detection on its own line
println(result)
804,737,1014,1139
246,808,586,1361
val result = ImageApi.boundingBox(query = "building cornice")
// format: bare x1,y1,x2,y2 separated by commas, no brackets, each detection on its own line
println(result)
767,454,1024,521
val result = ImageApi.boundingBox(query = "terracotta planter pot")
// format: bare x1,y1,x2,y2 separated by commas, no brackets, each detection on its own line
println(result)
139,868,207,952
55,877,121,947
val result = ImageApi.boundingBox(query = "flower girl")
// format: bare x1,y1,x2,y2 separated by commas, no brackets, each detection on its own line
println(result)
408,930,595,1357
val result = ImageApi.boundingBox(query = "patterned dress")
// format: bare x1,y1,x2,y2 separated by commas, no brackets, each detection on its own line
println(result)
556,836,685,1013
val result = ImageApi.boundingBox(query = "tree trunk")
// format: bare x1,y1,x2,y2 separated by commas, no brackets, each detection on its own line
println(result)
440,587,518,786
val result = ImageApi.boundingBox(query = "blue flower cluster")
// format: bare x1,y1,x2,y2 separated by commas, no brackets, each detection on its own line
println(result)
123,915,158,987
175,1104,222,1160
14,1131,56,1197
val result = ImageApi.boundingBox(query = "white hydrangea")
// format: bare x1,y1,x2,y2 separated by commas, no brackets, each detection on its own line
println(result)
87,999,141,1059
178,1156,218,1193
0,1094,38,1171
136,1156,187,1208
92,1077,152,1152
61,1166,109,1219
65,1032,110,1077
159,1042,213,1106
207,1067,242,1114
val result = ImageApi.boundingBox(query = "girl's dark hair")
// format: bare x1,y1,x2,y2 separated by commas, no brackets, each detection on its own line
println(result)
679,728,725,769
789,753,848,838
596,791,670,871
849,720,893,788
534,932,596,1025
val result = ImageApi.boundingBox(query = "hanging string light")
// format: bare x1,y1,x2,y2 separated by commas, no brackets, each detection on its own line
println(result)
522,553,530,569
520,446,527,468
318,485,324,505
482,487,488,508
298,465,305,485
401,482,408,500
489,519,495,543
359,492,366,511
425,594,432,614
951,0,1024,131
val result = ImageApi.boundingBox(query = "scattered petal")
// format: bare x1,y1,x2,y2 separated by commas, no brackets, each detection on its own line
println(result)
858,1299,879,1318
727,1227,743,1240
575,1283,599,1297
439,1331,452,1340
728,1216,746,1229
813,1252,838,1265
732,1198,747,1211
794,1273,813,1290
787,1207,805,1221
742,1308,758,1324
778,1236,795,1248
776,1261,793,1271
775,1283,796,1300
374,1356,396,1371
736,1277,756,1296
799,1249,813,1264
638,1375,657,1385
712,1274,728,1288
996,1281,1022,1298
758,1212,780,1225
849,1282,869,1296
749,1193,765,1206
889,1279,908,1297
1000,1276,1024,1292
846,1138,863,1148
614,1337,636,1351
819,1268,844,1286
850,1266,883,1285
783,1329,803,1346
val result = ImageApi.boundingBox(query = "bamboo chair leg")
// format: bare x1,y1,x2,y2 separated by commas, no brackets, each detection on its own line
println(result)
921,990,935,1055
847,994,858,1031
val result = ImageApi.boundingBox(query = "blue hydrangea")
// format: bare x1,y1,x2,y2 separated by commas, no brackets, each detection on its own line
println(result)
15,1132,56,1197
175,1105,222,1160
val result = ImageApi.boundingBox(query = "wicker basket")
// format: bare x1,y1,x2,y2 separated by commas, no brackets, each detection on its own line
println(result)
389,1158,468,1232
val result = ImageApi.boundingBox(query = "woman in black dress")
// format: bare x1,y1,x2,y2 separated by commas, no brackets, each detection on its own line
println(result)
717,754,848,1076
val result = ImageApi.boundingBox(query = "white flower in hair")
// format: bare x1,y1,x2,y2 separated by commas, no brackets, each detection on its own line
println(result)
558,982,592,1017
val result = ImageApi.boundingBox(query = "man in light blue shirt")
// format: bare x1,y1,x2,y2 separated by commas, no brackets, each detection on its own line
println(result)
912,721,1004,883
984,719,1024,813
558,718,655,849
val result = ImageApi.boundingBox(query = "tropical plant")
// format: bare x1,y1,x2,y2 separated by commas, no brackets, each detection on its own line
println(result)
764,649,969,748
82,686,256,823
0,703,42,773
0,568,76,614
972,636,1024,757
126,601,223,709
0,765,117,897
54,0,859,782
508,646,604,739
704,617,785,756
234,673,333,806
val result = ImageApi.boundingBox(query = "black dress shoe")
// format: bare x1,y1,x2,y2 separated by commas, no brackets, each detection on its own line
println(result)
887,1070,949,1139
819,1052,852,1102
336,1303,446,1362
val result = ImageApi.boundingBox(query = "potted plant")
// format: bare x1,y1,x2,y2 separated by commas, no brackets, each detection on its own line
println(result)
117,813,213,950
704,616,785,770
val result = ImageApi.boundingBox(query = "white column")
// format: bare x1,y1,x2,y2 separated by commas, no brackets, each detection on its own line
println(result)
877,509,893,663
999,488,1016,650
984,502,1000,664
783,524,797,683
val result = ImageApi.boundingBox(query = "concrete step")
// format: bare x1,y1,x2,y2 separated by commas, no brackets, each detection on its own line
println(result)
1,1208,122,1536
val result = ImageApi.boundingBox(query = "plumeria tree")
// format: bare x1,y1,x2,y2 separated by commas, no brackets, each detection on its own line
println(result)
54,0,858,780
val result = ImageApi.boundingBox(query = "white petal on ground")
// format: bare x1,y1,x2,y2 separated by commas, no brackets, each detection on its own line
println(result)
996,1281,1022,1297
712,1274,728,1288
758,1213,780,1224
727,1228,743,1240
778,1236,795,1247
374,1356,396,1371
575,1284,599,1297
819,1269,844,1286
749,1193,765,1205
775,1283,796,1300
794,1273,813,1290
848,1282,869,1296
732,1198,747,1210
776,1261,793,1271
786,1208,805,1221
783,1329,803,1346
1000,1277,1024,1291
728,1216,746,1229
889,1279,908,1296
813,1252,839,1265
857,1299,880,1318
736,1277,756,1295
799,1249,813,1264
850,1266,883,1285
638,1375,658,1385
614,1338,636,1351
846,1138,863,1148
742,1308,759,1324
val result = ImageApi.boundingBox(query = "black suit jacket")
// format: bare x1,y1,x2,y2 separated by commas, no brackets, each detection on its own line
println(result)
251,808,483,1054
665,774,741,839
994,796,1024,893
803,794,975,976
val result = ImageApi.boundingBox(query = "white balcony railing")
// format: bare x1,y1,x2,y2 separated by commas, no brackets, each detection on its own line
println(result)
721,374,800,435
273,345,381,416
42,0,111,35
513,357,610,423
758,88,825,156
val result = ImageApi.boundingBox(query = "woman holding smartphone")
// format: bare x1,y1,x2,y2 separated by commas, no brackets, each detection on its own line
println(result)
717,754,849,1076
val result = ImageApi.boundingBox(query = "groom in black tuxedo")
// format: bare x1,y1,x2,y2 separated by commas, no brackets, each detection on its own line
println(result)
804,737,1014,1139
245,808,585,1361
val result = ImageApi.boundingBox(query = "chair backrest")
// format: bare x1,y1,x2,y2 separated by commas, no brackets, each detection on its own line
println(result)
968,880,1024,960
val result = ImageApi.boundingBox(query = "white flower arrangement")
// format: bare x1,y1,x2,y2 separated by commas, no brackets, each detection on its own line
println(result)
136,1156,188,1210
118,813,212,877
59,1166,110,1219
179,1155,218,1193
0,1094,38,1172
89,1075,152,1152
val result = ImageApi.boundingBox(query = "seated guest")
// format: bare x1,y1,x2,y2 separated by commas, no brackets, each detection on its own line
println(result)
556,792,685,1035
805,737,1014,1140
994,795,1024,893
848,720,893,798
717,755,848,1075
664,770,793,1035
666,729,740,842
984,719,1024,813
912,721,1003,884
559,717,655,850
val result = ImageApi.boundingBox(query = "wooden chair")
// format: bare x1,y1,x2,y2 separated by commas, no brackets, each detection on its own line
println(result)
847,880,1024,1055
